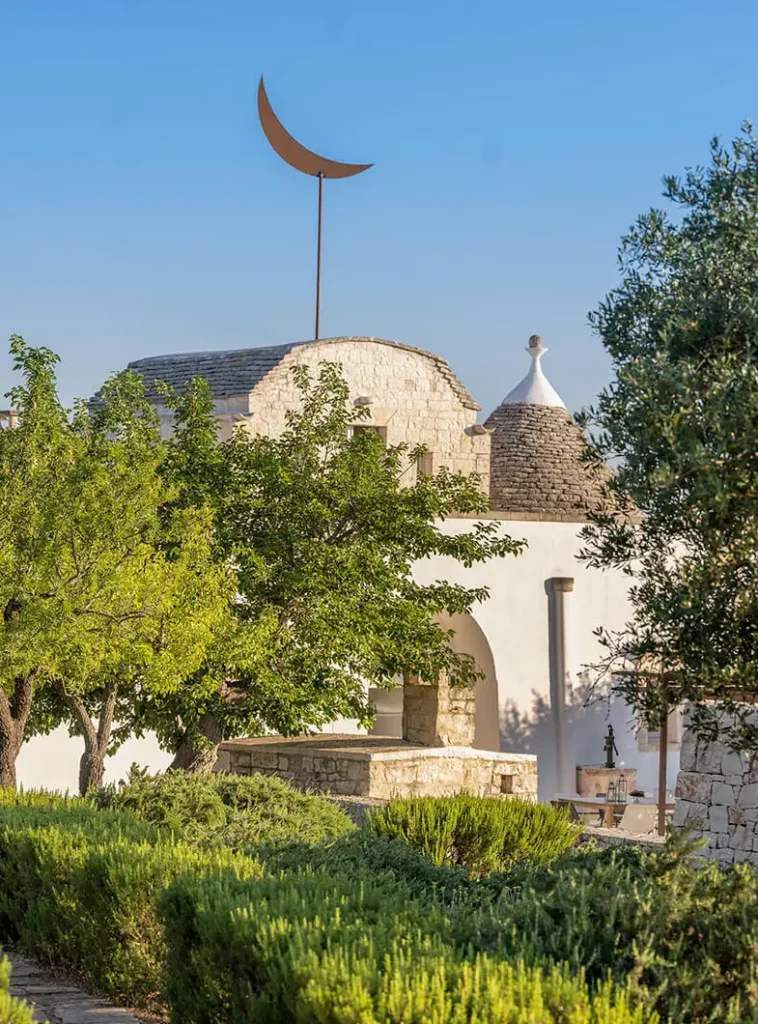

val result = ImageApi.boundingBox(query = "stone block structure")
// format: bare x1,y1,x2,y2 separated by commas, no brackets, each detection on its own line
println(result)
484,336,616,520
121,336,491,484
217,670,537,801
216,735,538,800
673,714,758,865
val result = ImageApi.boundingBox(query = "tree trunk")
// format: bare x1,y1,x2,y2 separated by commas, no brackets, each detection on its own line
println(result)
0,740,19,789
79,747,106,795
54,679,119,796
0,675,35,790
170,712,225,774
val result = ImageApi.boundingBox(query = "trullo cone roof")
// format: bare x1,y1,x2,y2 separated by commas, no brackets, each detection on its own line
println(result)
484,336,616,520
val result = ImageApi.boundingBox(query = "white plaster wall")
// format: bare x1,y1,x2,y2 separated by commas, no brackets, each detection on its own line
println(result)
16,725,171,795
413,518,679,801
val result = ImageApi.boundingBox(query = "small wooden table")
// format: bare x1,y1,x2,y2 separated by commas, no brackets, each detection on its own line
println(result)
552,794,675,829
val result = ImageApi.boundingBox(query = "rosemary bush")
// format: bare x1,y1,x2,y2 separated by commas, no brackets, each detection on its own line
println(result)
367,794,581,875
96,767,354,849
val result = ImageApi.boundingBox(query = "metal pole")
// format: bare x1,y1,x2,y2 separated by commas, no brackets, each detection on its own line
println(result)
315,171,324,340
657,697,668,837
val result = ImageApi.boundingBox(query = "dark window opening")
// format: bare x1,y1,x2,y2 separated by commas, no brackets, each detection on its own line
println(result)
417,451,434,477
500,774,514,795
350,425,387,444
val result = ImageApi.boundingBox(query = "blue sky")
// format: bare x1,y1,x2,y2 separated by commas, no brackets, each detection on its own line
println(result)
1,1,757,416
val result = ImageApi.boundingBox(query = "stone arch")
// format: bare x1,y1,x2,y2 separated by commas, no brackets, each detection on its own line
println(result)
367,612,500,751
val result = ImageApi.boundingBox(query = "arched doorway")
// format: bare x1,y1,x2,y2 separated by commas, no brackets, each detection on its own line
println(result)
437,612,500,751
367,612,500,751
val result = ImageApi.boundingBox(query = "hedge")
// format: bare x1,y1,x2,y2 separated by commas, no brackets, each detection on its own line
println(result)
1,794,756,1022
0,796,650,1023
0,797,260,1016
461,844,758,1024
160,869,652,1024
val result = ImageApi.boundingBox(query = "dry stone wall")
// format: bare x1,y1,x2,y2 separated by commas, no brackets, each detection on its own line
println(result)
402,673,476,747
129,337,490,481
673,716,758,865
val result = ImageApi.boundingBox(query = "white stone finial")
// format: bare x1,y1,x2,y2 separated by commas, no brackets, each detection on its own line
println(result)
501,335,566,408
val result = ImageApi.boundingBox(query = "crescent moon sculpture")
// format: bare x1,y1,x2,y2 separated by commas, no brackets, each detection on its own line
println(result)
257,77,372,179
257,76,373,338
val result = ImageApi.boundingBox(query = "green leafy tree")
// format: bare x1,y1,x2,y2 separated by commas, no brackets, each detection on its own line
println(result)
0,338,234,792
0,338,70,786
580,125,758,747
139,362,523,770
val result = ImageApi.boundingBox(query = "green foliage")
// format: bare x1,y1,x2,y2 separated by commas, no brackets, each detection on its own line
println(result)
263,825,476,901
0,799,260,1015
580,126,758,743
0,957,39,1024
160,868,651,1024
367,794,581,876
146,364,524,755
465,844,758,1024
96,767,354,850
2,795,758,1021
0,337,235,791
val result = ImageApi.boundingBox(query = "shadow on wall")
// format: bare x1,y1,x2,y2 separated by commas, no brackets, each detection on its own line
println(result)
500,675,676,800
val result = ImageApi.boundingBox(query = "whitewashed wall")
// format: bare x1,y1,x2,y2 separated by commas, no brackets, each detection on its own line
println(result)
413,517,679,801
16,726,171,795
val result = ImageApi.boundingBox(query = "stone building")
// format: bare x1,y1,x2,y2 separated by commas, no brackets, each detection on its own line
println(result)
217,672,537,801
17,332,681,799
127,335,491,481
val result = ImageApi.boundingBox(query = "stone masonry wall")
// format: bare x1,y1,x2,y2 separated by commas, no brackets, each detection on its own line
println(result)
673,716,758,865
217,736,538,801
402,672,476,747
227,340,490,484
484,403,615,518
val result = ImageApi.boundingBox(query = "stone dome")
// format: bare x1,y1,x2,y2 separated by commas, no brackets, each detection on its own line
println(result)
484,336,615,520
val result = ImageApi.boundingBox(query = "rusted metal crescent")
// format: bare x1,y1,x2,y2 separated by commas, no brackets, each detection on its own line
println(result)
257,77,372,179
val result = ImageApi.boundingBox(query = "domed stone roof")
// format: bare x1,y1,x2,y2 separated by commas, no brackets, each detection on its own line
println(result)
484,336,615,520
117,336,479,410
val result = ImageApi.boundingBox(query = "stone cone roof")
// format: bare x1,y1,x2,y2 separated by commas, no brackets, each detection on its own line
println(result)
485,337,616,520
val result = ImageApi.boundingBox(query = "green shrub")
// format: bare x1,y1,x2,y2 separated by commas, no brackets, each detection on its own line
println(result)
262,826,475,899
96,767,354,849
1,792,756,1023
0,804,261,1015
0,957,40,1024
367,794,581,875
461,844,758,1024
160,868,653,1024
0,789,158,844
